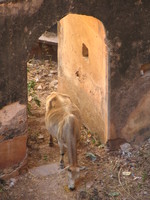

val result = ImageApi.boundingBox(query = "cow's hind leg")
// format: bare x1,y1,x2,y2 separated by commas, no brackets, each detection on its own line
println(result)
49,135,54,147
58,142,65,169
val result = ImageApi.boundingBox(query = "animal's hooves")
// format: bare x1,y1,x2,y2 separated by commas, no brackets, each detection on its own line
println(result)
69,186,75,191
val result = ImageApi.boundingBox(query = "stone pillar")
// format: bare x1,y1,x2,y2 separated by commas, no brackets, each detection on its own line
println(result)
58,14,108,143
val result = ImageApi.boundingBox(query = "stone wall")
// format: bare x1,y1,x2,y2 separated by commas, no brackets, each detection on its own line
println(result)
0,0,150,177
72,1,150,144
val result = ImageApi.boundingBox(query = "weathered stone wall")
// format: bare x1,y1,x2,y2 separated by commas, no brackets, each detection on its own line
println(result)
0,0,150,177
72,1,150,144
58,14,108,143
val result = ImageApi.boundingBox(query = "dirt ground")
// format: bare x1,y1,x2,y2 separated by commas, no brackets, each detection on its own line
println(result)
0,59,150,200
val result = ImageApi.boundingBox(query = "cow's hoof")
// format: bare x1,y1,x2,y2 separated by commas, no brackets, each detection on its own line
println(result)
69,186,75,191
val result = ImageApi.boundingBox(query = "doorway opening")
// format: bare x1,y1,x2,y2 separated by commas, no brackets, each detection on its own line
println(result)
27,23,59,168
26,12,108,169
25,14,109,199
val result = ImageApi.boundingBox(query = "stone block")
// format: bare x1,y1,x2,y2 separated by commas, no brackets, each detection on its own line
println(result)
0,101,27,141
0,102,27,170
0,134,27,169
